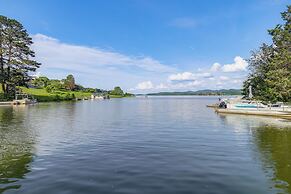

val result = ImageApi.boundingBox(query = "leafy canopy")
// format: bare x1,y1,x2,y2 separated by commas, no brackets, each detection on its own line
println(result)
242,6,291,103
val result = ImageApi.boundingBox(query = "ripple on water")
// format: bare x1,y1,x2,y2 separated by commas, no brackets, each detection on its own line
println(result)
0,97,290,194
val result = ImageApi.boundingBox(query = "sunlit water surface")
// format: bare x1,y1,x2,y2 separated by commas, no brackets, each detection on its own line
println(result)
0,96,291,194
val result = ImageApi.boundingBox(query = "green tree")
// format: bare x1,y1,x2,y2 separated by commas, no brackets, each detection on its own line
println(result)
265,6,291,102
242,6,291,103
242,44,274,100
0,15,40,98
110,86,124,96
45,80,63,93
31,76,50,88
74,84,84,91
64,74,75,91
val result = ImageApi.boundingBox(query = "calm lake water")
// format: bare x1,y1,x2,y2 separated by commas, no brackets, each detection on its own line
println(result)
0,96,291,194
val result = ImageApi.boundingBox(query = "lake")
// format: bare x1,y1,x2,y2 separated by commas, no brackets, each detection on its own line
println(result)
0,96,291,194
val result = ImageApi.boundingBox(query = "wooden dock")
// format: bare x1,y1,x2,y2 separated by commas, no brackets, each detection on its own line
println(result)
206,104,219,108
0,101,12,106
0,99,37,106
215,108,291,119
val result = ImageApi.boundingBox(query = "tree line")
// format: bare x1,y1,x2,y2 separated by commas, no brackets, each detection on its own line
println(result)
242,6,291,103
31,74,133,97
31,74,97,93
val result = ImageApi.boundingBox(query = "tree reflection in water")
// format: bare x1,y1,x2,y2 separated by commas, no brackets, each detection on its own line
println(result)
253,125,291,194
0,106,35,193
218,113,291,193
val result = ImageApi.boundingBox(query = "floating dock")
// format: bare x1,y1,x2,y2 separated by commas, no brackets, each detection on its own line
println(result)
215,108,291,119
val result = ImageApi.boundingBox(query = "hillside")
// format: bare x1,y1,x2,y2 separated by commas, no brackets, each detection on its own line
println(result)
147,89,241,96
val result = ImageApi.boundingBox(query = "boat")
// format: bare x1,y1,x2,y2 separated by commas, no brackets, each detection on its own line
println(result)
214,97,291,119
13,93,37,105
91,94,104,100
227,100,267,109
211,86,291,118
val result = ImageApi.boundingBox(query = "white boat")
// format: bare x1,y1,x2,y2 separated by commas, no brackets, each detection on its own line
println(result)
227,100,267,109
218,97,291,113
13,93,37,105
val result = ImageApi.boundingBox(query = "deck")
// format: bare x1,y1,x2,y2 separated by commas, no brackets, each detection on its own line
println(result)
215,108,291,119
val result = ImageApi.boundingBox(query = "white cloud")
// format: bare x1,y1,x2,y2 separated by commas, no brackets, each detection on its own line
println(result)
135,81,154,90
129,56,247,92
31,34,177,90
172,80,202,88
219,76,229,81
232,79,243,84
160,80,202,90
210,62,221,72
199,72,213,78
156,83,168,89
32,34,176,74
170,17,197,28
221,56,248,72
168,72,196,81
31,33,247,92
168,72,212,82
130,79,203,92
217,81,223,85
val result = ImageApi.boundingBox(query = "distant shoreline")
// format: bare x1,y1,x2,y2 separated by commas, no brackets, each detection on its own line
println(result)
143,89,241,96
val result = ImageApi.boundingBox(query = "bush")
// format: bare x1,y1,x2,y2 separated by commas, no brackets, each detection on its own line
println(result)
71,93,75,99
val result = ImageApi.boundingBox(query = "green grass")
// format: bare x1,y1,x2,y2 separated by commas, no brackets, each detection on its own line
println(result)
109,95,123,98
1,85,134,102
19,87,92,102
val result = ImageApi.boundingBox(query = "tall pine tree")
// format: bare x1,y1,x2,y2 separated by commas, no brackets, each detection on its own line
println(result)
243,6,291,103
0,15,40,98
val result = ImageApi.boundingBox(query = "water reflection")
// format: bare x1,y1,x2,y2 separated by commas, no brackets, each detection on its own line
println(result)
252,126,291,194
218,113,291,132
0,106,35,193
0,99,291,194
218,113,291,193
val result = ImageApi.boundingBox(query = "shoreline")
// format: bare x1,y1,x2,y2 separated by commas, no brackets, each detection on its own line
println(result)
0,95,135,106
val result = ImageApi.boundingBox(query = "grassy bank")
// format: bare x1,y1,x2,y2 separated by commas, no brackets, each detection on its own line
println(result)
0,86,132,102
20,87,132,101
20,87,92,102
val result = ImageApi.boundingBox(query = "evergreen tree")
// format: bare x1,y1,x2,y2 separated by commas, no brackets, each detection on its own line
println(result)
243,6,291,103
0,15,40,98
265,6,291,102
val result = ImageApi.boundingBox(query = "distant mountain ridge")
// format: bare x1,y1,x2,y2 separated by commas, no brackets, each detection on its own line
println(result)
147,89,241,96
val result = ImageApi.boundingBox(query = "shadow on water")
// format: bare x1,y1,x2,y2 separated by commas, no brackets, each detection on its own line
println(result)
252,125,291,194
0,106,35,193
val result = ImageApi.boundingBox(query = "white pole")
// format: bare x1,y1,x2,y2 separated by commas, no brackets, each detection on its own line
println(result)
248,85,253,99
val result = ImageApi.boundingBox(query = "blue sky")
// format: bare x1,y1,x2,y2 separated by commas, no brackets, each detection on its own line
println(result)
0,0,289,93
